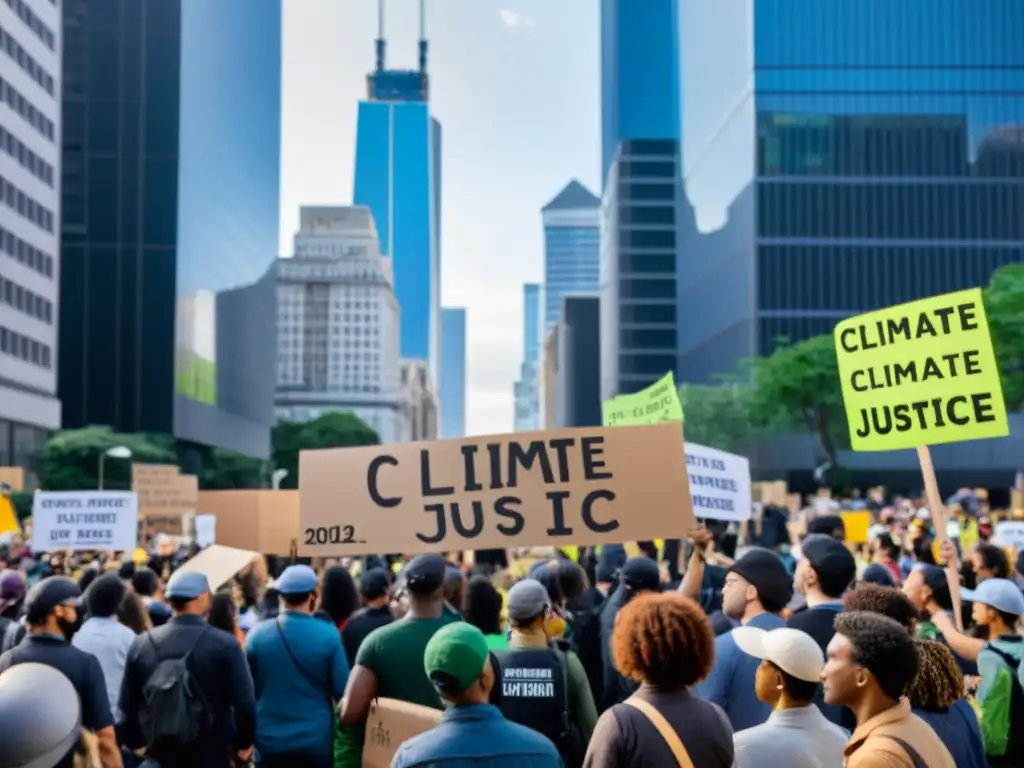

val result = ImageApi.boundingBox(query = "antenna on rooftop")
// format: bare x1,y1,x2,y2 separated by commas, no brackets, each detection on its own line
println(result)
375,0,386,72
418,0,428,73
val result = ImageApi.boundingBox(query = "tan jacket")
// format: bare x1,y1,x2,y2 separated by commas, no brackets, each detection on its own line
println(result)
844,699,955,768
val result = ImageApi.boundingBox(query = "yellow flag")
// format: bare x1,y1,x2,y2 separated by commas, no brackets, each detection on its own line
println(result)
0,494,19,535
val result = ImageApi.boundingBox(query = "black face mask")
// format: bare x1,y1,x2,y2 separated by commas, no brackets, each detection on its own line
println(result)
56,614,76,641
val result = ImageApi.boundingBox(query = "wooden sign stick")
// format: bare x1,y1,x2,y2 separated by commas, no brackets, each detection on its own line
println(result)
917,445,964,632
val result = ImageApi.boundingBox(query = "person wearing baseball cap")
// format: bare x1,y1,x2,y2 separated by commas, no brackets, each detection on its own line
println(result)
731,626,848,767
340,567,393,667
693,548,793,731
338,552,460,763
599,556,662,709
246,564,348,766
391,623,562,768
0,577,119,768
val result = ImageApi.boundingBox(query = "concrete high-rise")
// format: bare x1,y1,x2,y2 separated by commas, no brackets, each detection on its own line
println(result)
0,0,61,482
676,0,1024,382
353,0,441,381
513,283,541,431
438,307,466,438
599,1,681,401
59,0,280,461
275,206,403,443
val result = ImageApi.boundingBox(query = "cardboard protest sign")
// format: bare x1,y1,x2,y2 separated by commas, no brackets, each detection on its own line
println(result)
174,544,260,590
362,698,442,768
0,467,25,492
299,424,693,557
602,372,684,427
197,490,299,554
834,288,1009,451
31,491,138,552
133,464,198,516
685,442,751,523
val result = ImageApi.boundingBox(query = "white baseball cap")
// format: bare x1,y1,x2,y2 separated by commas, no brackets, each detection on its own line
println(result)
732,626,825,683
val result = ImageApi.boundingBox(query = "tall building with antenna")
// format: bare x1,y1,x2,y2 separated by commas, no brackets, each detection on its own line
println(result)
353,0,442,383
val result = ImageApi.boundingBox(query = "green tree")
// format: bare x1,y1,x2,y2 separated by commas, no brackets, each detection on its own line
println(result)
201,449,265,490
984,262,1024,411
747,334,848,465
271,412,380,489
40,426,176,491
677,383,758,454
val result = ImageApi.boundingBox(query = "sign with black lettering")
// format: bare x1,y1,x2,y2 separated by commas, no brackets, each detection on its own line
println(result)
30,491,138,552
298,424,693,556
686,442,751,523
834,288,1009,451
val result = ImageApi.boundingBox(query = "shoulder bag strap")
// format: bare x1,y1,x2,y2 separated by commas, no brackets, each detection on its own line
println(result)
276,617,332,705
624,697,694,768
883,735,927,768
553,647,571,738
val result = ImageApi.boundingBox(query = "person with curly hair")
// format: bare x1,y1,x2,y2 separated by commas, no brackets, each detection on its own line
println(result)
822,612,954,767
843,583,918,632
582,592,733,767
907,640,985,768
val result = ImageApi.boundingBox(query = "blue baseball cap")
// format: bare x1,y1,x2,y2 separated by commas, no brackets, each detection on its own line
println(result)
276,565,318,596
165,570,210,600
961,578,1024,617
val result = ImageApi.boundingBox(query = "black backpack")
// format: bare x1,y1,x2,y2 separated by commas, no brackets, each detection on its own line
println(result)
139,628,213,745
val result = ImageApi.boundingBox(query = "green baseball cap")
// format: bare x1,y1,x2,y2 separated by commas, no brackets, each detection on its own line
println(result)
424,622,490,694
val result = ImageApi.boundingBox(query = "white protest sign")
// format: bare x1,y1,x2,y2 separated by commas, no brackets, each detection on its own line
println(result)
994,521,1024,549
685,442,752,523
194,513,216,548
31,491,138,552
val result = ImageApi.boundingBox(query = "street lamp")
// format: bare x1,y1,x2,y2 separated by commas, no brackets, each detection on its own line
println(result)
272,469,289,490
99,445,133,490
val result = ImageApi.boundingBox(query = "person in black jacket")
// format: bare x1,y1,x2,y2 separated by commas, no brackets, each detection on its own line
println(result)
599,556,661,711
119,569,256,768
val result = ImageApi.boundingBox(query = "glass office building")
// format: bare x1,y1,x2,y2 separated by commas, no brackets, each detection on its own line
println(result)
513,283,542,431
353,102,442,376
438,306,466,438
542,181,600,333
60,0,280,459
677,0,1024,382
600,0,681,400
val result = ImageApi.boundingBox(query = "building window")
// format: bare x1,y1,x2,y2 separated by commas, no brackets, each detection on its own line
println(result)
4,0,57,50
0,324,52,369
0,75,55,140
0,24,55,94
0,125,54,186
0,174,54,232
0,275,54,323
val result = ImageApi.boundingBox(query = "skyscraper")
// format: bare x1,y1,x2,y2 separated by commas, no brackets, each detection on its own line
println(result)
676,0,1024,382
439,307,466,438
513,283,541,431
275,206,403,443
0,0,61,480
353,0,441,381
59,0,281,461
599,1,681,401
542,181,600,333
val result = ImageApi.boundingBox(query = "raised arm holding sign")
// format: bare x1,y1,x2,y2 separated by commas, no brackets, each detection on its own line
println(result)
834,288,1011,631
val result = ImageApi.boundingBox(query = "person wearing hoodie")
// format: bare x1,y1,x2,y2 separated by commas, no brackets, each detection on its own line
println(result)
599,556,661,710
0,569,27,652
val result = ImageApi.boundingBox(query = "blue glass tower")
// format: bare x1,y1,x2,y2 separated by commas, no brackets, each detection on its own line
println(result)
439,307,466,438
676,0,1024,383
353,0,441,376
599,0,681,401
514,283,542,431
542,182,600,333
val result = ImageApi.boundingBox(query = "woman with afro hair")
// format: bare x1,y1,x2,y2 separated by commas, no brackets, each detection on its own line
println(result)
582,592,734,767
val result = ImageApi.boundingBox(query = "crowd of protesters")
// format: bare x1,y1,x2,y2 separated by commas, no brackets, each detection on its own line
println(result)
0,491,1023,767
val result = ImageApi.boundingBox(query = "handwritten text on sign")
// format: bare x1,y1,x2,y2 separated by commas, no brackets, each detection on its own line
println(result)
298,424,693,556
834,288,1009,451
602,371,684,427
31,491,138,552
685,442,751,523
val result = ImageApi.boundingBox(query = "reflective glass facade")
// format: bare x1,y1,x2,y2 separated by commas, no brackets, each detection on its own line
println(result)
543,226,599,333
513,283,541,432
60,0,280,458
438,307,465,438
353,102,441,374
677,0,1024,382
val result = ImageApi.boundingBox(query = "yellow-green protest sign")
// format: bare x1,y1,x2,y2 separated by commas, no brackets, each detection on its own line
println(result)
834,288,1008,451
602,372,684,427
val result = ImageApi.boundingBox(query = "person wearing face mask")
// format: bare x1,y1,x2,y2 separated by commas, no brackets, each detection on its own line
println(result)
493,579,597,767
0,576,122,768
246,565,349,768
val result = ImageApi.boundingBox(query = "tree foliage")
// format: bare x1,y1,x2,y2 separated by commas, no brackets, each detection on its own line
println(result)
36,412,380,492
984,263,1024,410
677,383,757,455
746,334,848,465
